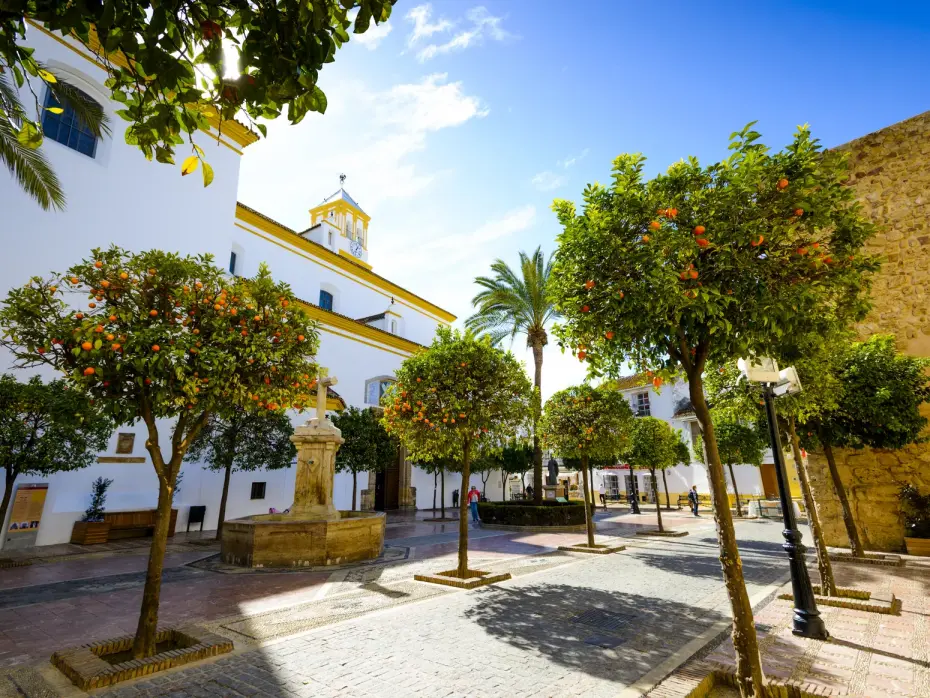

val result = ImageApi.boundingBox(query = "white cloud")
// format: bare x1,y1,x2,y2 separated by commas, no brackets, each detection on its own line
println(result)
353,20,393,50
531,171,567,192
406,4,454,45
406,4,510,63
560,148,589,169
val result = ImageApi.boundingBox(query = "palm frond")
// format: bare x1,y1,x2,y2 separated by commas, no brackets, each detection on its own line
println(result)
0,84,65,211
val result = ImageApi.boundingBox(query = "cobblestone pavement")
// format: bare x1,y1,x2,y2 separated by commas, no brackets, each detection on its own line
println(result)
86,518,793,698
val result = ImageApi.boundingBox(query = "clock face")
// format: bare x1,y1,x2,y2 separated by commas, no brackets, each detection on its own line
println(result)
350,240,363,258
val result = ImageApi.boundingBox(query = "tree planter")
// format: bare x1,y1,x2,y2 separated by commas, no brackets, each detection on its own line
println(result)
904,537,930,557
70,521,110,545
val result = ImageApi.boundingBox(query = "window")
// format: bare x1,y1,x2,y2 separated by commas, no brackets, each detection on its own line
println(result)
634,392,651,417
228,251,237,275
319,290,334,311
689,422,702,451
365,377,394,406
116,433,135,454
345,220,353,240
250,482,266,500
41,87,99,157
327,230,334,246
390,319,397,334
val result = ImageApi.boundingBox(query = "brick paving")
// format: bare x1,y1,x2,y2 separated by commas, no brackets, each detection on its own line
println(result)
679,554,930,697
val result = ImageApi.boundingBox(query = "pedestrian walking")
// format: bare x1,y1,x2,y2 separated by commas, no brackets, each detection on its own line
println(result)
467,485,481,524
688,485,700,516
452,489,459,509
598,481,607,508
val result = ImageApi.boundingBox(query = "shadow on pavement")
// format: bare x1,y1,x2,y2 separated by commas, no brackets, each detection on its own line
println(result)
463,583,725,683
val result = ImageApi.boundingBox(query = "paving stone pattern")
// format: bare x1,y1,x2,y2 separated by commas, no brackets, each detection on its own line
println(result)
98,521,792,698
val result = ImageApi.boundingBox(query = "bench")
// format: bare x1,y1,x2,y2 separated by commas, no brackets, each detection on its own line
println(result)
103,509,178,540
678,494,713,509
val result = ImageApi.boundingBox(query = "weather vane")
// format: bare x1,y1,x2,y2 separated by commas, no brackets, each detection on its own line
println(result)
339,173,346,187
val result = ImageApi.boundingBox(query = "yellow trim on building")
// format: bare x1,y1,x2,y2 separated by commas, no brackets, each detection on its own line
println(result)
338,249,372,269
299,301,422,356
26,21,258,150
309,198,371,224
235,204,456,324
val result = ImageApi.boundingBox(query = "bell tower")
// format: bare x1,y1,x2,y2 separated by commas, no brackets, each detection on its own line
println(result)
307,175,372,269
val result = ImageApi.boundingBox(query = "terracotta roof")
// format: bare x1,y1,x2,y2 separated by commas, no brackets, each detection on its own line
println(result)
610,373,650,390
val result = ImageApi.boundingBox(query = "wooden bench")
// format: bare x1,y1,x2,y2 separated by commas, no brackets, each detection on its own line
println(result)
103,509,178,540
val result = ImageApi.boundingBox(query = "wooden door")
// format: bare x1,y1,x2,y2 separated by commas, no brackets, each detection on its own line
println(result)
384,456,400,510
760,463,778,499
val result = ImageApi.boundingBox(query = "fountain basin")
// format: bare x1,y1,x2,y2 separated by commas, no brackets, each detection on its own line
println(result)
220,510,385,568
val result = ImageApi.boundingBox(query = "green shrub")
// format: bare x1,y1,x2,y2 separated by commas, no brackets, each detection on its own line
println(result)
477,501,591,526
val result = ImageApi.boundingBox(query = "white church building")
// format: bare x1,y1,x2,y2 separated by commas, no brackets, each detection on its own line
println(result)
0,22,497,549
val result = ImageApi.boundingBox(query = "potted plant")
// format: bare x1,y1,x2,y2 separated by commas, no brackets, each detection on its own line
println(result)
899,484,930,556
70,477,114,545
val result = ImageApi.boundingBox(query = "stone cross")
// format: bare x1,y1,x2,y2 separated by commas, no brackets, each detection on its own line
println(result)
316,375,338,423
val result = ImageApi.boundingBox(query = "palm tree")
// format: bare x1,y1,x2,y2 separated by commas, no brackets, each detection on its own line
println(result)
1,67,109,210
466,247,559,504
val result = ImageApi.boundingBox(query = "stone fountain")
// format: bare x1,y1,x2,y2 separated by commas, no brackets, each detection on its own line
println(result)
220,376,386,568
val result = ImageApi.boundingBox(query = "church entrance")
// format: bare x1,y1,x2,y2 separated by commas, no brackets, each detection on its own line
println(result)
374,454,400,510
760,463,779,499
370,447,412,511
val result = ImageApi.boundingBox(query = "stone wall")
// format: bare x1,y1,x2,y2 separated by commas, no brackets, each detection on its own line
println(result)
806,111,930,553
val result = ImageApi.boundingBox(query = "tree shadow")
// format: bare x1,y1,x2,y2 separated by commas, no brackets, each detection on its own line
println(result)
462,583,726,684
829,637,930,668
629,539,791,585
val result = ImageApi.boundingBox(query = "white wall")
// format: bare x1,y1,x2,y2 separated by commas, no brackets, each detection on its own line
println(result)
0,29,449,548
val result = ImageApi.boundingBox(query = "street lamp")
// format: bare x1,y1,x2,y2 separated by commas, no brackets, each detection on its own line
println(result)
737,357,829,640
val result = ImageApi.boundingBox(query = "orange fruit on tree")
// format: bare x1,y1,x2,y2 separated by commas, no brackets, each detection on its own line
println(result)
794,208,804,217
642,235,650,243
777,178,789,190
149,309,158,317
49,286,57,293
581,305,590,313
797,247,808,256
120,272,128,280
37,347,46,354
88,302,96,309
585,280,595,290
109,315,117,322
577,350,587,361
152,345,160,352
71,276,79,284
693,225,705,236
618,291,624,298
696,238,709,248
649,221,661,231
667,207,678,218
605,331,614,340
94,261,103,269
111,343,121,350
81,341,93,351
297,334,305,341
689,270,698,279
83,367,95,376
94,325,104,333
100,280,110,288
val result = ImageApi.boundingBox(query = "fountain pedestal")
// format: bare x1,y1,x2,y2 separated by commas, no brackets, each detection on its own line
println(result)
221,377,386,568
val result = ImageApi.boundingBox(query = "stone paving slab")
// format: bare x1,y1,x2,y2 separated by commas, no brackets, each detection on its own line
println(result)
91,520,792,698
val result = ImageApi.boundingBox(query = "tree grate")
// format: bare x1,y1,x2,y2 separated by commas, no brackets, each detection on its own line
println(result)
570,608,636,633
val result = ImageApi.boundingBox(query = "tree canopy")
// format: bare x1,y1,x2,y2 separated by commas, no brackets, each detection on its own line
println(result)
540,384,633,462
0,374,112,529
625,417,680,472
187,408,296,474
697,419,766,470
0,1,394,183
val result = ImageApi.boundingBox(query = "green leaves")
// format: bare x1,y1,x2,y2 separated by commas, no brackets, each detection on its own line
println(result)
625,417,681,472
333,406,398,476
0,0,395,172
16,121,42,149
550,125,879,383
540,384,633,461
381,327,532,464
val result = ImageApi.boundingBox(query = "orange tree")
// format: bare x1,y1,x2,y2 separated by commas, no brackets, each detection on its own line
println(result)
539,384,633,547
381,327,531,578
0,246,320,657
550,124,878,697
625,416,680,533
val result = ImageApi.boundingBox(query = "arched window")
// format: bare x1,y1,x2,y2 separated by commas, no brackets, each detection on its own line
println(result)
41,87,99,157
318,290,334,311
390,319,397,334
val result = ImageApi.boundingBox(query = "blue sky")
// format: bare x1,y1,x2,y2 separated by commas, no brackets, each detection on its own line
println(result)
238,0,930,398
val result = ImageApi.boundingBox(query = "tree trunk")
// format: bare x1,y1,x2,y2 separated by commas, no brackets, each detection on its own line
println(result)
651,468,664,532
727,463,743,518
432,471,437,514
0,469,17,549
629,470,641,514
788,417,837,596
589,463,596,508
351,471,358,512
132,476,175,658
457,440,472,578
822,439,865,558
662,470,672,511
532,341,544,505
215,460,233,541
580,455,595,547
689,373,765,698
440,467,445,519
500,470,507,500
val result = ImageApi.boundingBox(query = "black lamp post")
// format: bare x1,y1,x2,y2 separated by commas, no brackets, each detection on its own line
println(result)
743,358,828,640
